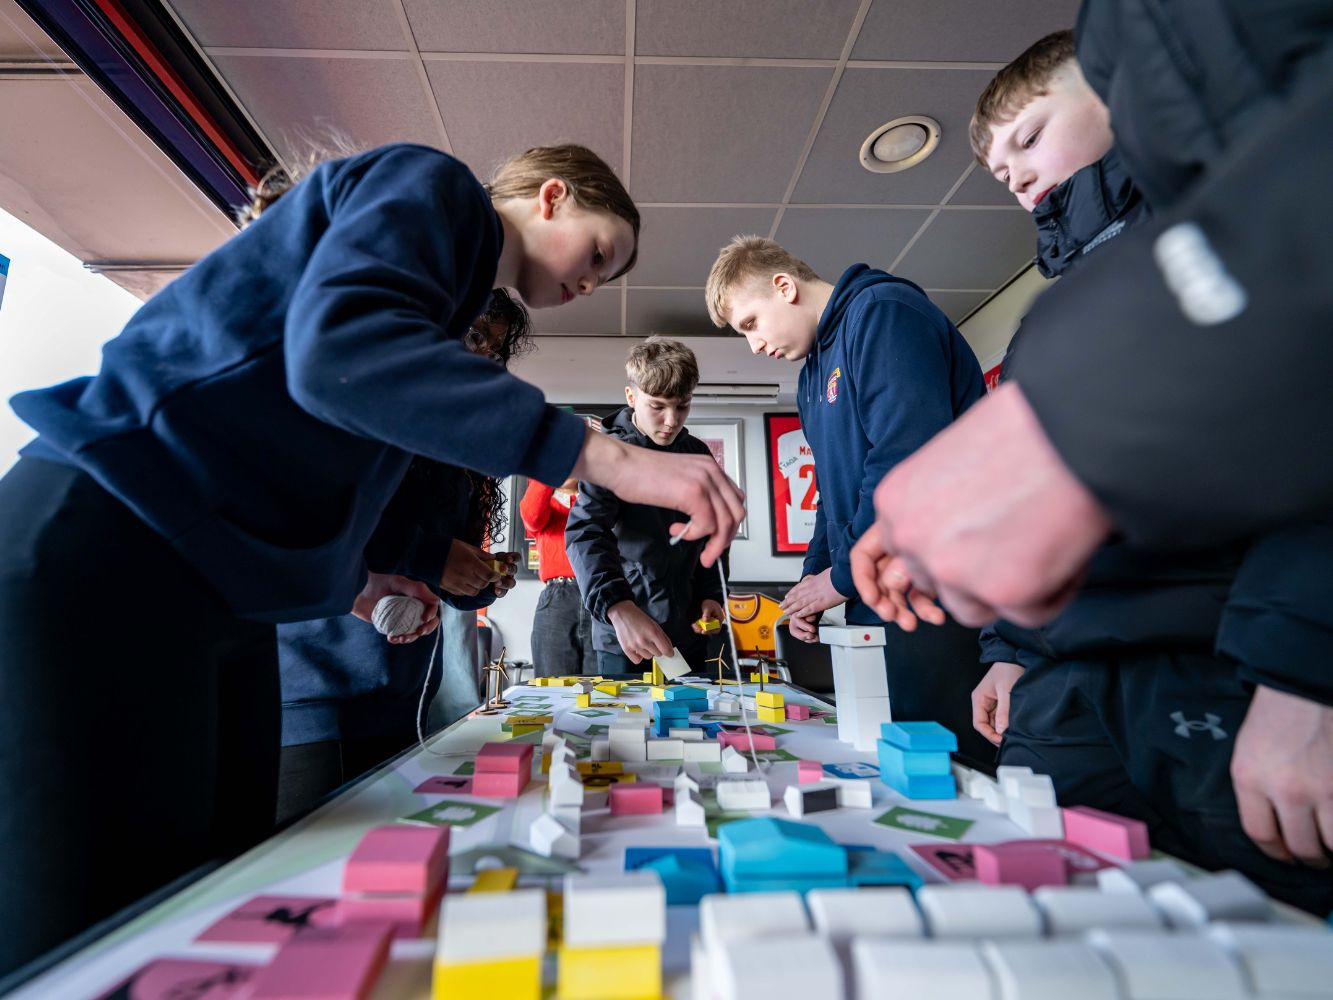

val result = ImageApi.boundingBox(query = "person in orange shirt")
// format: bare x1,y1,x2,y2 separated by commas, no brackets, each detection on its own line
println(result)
521,476,596,676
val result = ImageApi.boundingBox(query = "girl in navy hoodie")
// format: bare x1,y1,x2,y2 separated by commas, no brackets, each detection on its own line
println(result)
0,142,742,976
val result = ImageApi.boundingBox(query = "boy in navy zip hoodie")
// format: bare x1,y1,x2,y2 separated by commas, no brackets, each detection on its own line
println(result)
706,237,991,763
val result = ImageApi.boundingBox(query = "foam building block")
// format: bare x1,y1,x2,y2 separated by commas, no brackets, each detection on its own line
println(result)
821,624,892,751
1148,871,1274,928
1095,858,1189,896
1061,805,1150,861
663,685,709,703
786,704,811,721
974,841,1069,892
676,788,706,827
473,742,534,798
714,932,843,1000
830,778,873,809
1031,886,1163,935
249,926,391,1000
797,760,824,784
608,717,649,762
434,889,545,1000
916,885,1043,939
717,817,849,893
559,871,666,1000
853,939,998,999
609,782,664,816
337,886,445,939
530,812,579,860
1087,928,1248,1000
715,777,771,812
1005,772,1064,838
721,745,750,773
674,769,698,795
718,731,777,752
806,886,924,941
646,738,684,761
683,740,722,762
699,890,810,944
881,721,958,752
548,764,585,809
981,939,1121,1000
876,734,956,800
784,782,839,818
1207,922,1333,998
655,646,692,680
632,853,720,906
342,825,450,896
846,849,924,890
669,727,704,740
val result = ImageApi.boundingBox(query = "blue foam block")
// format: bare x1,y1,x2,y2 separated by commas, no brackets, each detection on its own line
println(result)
876,742,951,777
663,686,709,703
878,745,957,800
846,849,924,891
880,721,958,752
718,817,848,881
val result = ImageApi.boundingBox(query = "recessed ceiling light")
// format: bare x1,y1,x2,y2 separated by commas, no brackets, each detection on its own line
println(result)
859,115,941,174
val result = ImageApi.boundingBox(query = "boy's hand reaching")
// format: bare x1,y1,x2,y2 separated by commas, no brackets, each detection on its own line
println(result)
693,599,725,634
787,613,820,643
351,572,440,644
440,539,501,596
849,528,947,631
1231,685,1333,868
972,661,1025,745
780,569,846,622
607,600,673,664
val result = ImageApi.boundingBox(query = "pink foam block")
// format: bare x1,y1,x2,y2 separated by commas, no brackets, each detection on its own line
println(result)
246,925,391,1000
337,878,446,939
718,731,777,752
608,782,664,816
342,825,450,895
797,760,824,784
974,842,1069,891
475,741,534,774
1062,805,1150,860
195,894,338,944
95,958,258,1000
472,769,530,798
786,705,812,721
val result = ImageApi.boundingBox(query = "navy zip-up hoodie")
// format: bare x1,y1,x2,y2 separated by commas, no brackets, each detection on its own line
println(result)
798,265,984,615
10,144,585,622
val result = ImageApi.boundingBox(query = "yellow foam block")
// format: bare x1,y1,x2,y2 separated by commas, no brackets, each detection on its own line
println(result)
533,678,554,687
650,686,666,701
694,617,721,633
594,681,623,696
541,752,551,774
468,867,518,893
643,664,665,686
756,707,786,724
749,672,763,683
577,760,622,775
557,944,661,1000
575,693,591,708
625,704,642,713
434,956,540,1000
755,691,784,708
507,724,543,737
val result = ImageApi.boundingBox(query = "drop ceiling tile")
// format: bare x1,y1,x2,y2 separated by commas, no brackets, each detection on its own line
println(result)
636,0,859,59
633,207,778,287
851,0,1081,62
632,64,830,202
210,55,442,158
922,290,989,324
774,206,931,279
894,208,1034,289
790,66,996,205
626,289,726,337
425,61,624,179
404,0,623,55
947,165,1017,206
175,0,406,50
530,287,624,335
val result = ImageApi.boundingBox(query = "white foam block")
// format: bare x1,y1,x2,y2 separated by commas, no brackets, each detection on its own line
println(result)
437,888,546,962
783,782,839,818
675,789,706,827
683,741,722,762
1207,922,1333,997
670,727,704,741
982,939,1120,1000
721,745,750,772
716,777,771,812
1008,799,1065,838
831,658,889,698
839,694,891,751
807,887,924,940
563,870,666,947
716,932,842,1000
657,647,692,680
1148,871,1273,928
852,939,997,999
820,624,887,647
530,813,579,860
916,885,1043,939
647,738,684,760
996,766,1035,800
674,769,699,794
1087,928,1248,999
1012,773,1057,808
1031,886,1163,935
699,891,809,947
829,778,873,809
1095,858,1189,896
590,738,609,761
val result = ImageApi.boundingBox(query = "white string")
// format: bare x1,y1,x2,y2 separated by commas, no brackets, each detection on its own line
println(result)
413,600,451,756
717,558,765,774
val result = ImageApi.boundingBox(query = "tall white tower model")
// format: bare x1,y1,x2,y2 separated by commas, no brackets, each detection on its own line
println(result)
820,624,891,751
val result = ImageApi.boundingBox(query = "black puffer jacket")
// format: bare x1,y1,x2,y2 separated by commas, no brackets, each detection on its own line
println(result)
564,408,727,656
1032,146,1148,279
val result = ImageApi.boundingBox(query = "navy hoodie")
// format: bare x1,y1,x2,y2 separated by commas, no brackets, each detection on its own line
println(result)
10,144,585,622
798,265,984,613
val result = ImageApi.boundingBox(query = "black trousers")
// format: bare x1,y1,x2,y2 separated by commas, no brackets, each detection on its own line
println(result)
0,458,279,977
1003,654,1333,916
530,577,596,677
275,731,414,825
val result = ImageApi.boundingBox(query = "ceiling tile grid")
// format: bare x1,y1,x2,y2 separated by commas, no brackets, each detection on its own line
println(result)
169,0,1066,347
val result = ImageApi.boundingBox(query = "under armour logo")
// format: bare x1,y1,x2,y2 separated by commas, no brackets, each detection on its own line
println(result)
1170,711,1228,740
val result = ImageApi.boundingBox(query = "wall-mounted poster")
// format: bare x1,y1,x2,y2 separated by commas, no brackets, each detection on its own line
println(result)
764,413,818,556
685,417,747,539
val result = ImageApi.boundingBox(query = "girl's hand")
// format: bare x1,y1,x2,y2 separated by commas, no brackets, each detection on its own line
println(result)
351,572,440,644
440,539,500,596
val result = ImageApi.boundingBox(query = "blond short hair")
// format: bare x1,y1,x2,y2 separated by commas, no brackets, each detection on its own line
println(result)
705,236,820,328
970,30,1077,168
625,336,699,399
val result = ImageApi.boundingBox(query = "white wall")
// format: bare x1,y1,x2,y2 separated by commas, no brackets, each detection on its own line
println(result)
957,264,1052,371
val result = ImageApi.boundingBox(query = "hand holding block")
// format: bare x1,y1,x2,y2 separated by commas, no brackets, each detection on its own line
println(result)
655,647,692,679
695,617,721,633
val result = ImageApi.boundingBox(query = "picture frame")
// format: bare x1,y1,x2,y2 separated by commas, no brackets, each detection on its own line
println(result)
764,413,819,556
686,417,748,539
